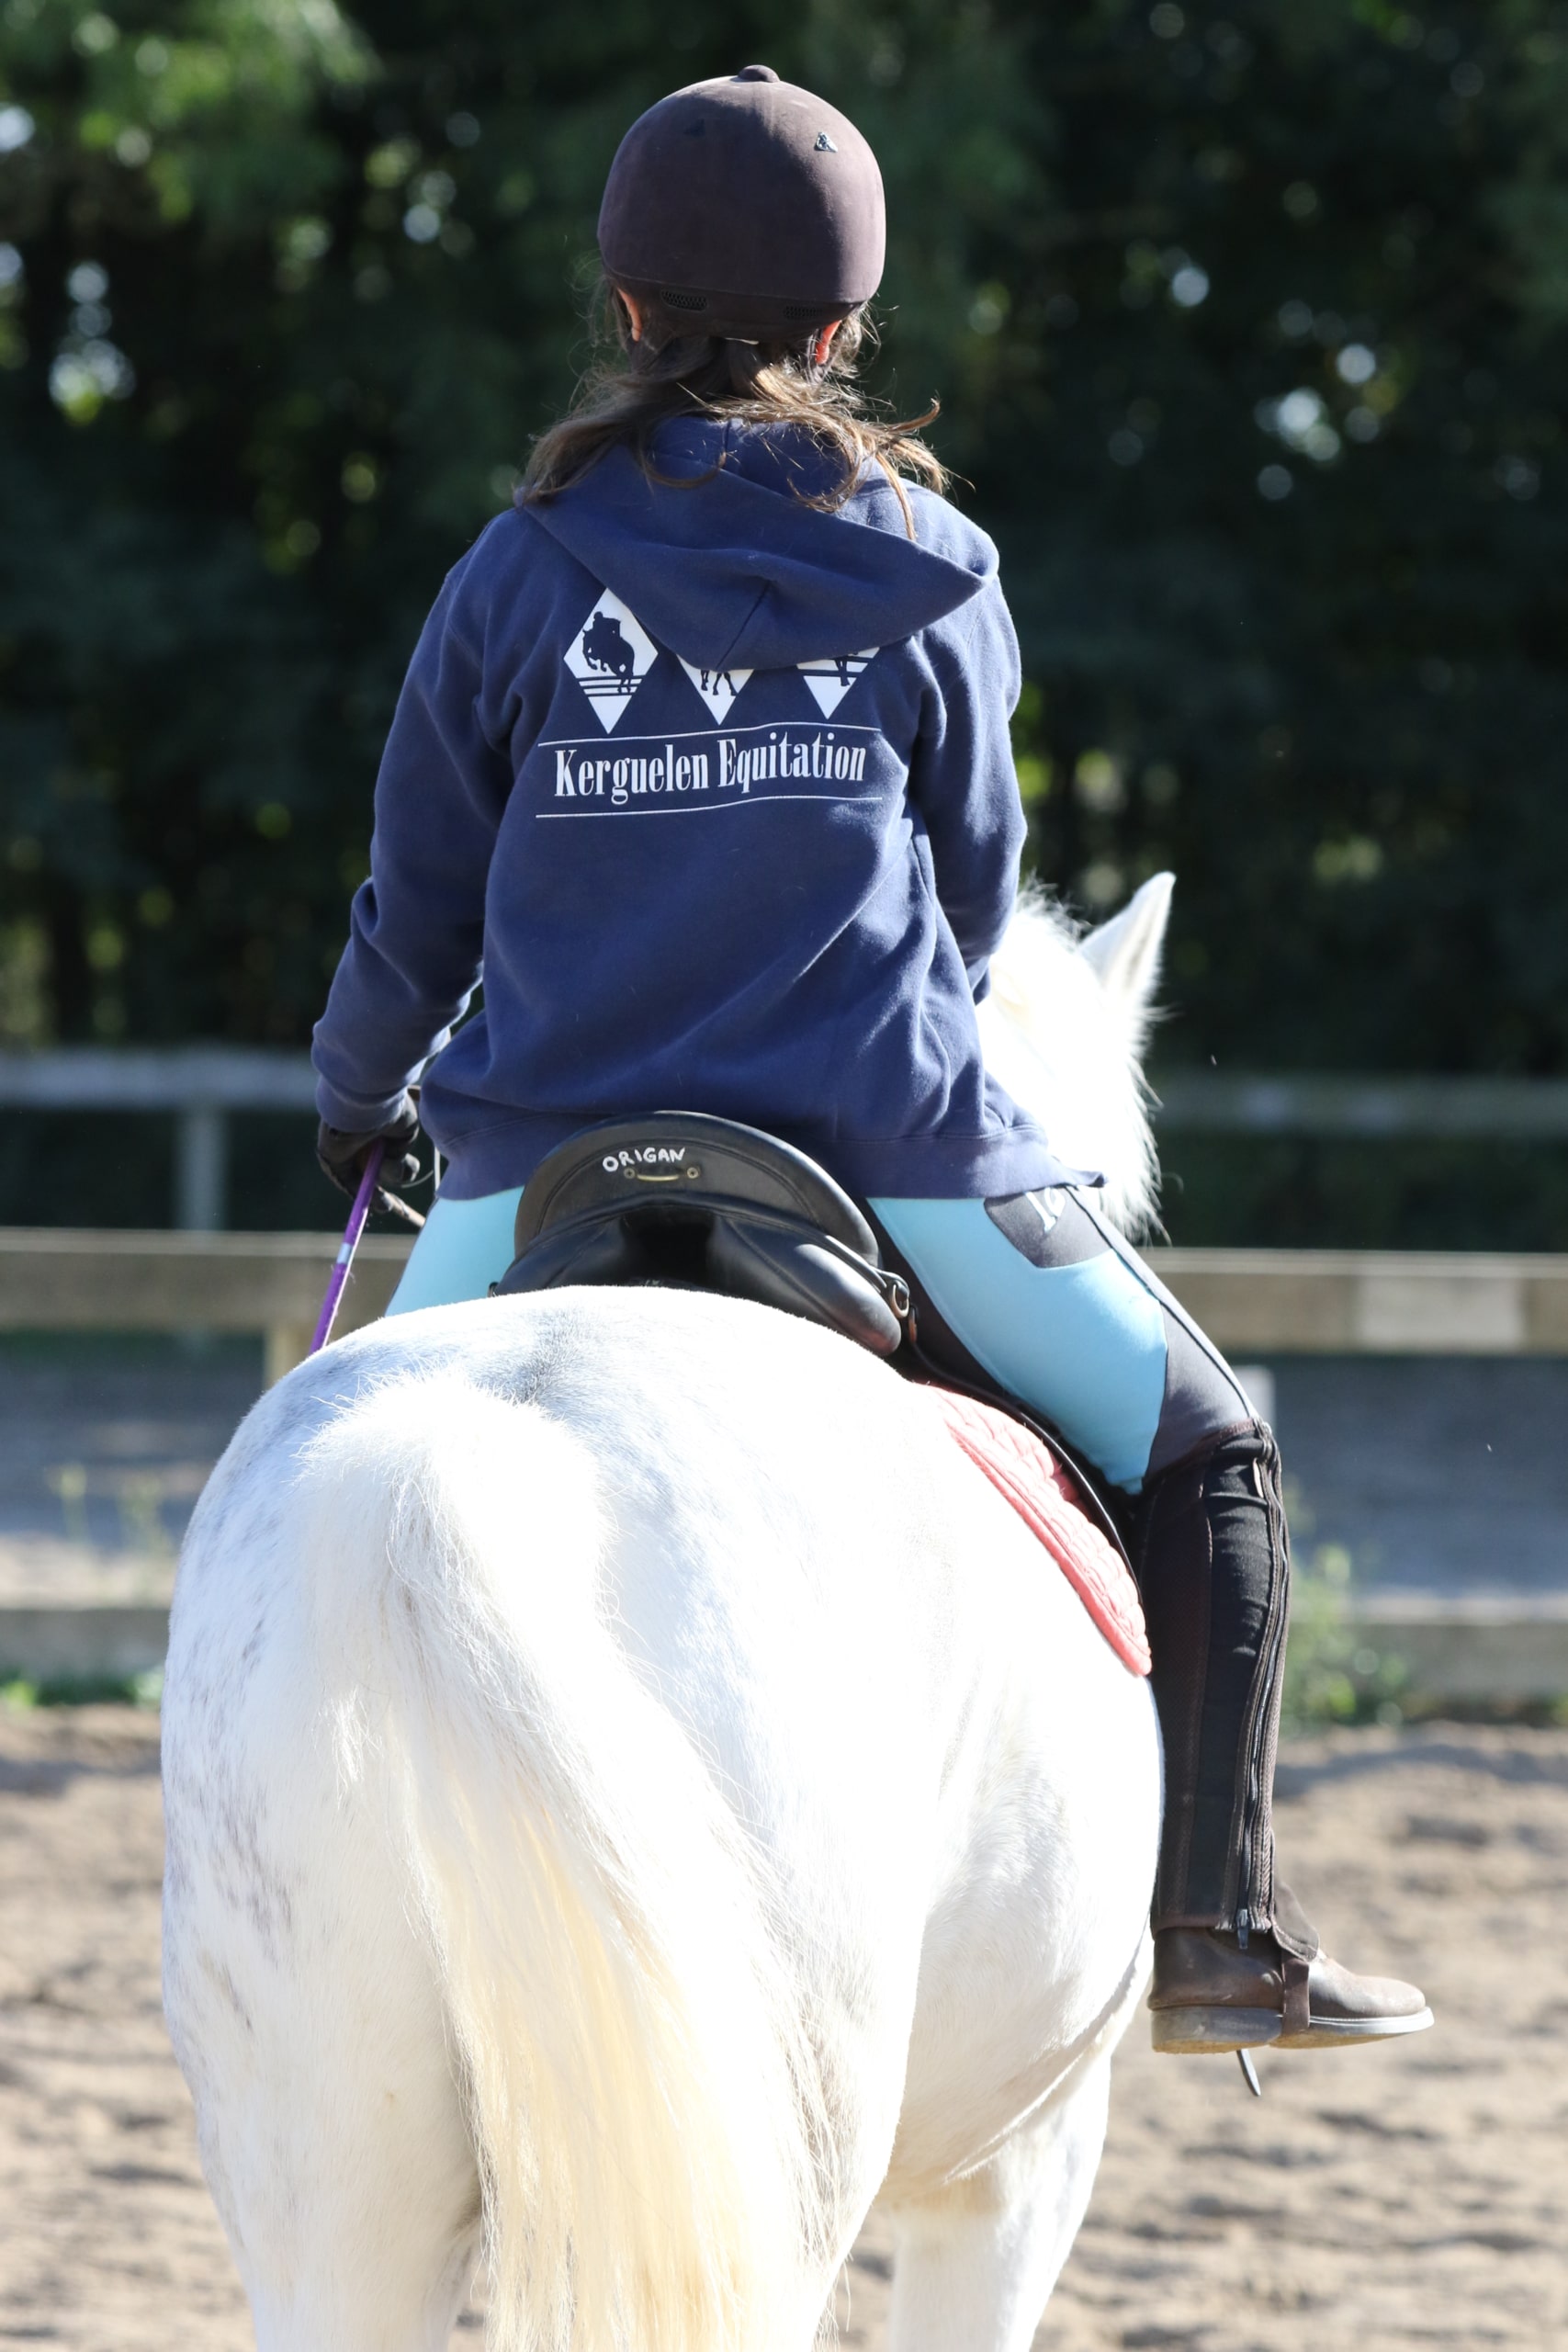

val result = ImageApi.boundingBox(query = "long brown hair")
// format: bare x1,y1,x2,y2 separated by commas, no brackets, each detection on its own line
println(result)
520,281,948,535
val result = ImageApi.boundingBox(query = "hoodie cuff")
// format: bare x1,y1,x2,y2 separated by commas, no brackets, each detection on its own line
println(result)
313,1076,417,1138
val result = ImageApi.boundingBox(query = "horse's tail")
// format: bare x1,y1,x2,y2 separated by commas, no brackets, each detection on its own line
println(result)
300,1373,828,2352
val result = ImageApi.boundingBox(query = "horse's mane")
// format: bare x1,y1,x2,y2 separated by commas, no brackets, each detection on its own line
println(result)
980,880,1168,1240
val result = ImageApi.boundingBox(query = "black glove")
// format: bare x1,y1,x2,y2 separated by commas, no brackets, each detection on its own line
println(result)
316,1095,423,1223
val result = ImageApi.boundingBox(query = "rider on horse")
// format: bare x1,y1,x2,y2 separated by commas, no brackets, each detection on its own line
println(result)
311,66,1429,2060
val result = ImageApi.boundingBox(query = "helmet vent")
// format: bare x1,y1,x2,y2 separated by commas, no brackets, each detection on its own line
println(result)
660,288,709,311
784,304,823,321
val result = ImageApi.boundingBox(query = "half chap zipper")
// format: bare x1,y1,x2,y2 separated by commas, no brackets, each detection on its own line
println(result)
1224,1451,1290,1932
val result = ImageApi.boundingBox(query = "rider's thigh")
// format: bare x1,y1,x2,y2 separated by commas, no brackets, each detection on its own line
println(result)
386,1185,524,1314
868,1189,1258,1491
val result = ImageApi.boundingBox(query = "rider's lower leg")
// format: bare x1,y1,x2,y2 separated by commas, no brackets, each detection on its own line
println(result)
862,1189,1433,2052
1129,1424,1434,2053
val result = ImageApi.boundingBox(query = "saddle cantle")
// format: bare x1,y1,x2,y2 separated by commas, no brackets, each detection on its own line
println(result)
493,1112,909,1356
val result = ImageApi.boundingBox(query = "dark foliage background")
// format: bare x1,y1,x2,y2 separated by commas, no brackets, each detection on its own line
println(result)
3,0,1567,1235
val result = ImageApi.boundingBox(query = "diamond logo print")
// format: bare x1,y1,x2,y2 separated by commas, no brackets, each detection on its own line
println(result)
564,592,659,732
798,648,878,718
678,657,752,722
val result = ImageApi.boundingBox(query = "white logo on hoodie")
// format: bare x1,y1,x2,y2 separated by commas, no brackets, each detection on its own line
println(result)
678,658,753,722
565,592,659,732
798,649,879,718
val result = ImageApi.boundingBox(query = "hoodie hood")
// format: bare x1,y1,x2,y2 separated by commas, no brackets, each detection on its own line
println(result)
524,418,993,672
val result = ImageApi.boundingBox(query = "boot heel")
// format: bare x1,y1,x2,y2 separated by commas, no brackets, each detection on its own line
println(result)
1150,2005,1282,2055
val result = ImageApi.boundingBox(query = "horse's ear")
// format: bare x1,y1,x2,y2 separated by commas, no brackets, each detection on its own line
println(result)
1079,872,1175,1011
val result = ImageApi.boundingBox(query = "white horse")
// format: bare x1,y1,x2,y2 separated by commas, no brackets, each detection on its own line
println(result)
162,876,1175,2352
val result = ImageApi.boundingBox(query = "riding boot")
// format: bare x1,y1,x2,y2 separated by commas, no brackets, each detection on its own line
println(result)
1131,1425,1432,2052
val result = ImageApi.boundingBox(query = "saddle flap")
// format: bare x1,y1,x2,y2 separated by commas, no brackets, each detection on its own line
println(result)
705,1214,902,1355
491,1216,655,1297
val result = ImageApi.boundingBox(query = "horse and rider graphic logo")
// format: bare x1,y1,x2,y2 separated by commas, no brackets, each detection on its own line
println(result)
566,588,880,730
678,657,753,721
564,592,659,732
797,650,877,717
582,612,637,686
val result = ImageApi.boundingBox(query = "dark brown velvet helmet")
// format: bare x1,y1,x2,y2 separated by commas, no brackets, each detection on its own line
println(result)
597,65,886,344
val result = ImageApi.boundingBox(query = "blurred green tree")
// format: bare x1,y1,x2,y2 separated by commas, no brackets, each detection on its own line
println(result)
2,0,1567,1229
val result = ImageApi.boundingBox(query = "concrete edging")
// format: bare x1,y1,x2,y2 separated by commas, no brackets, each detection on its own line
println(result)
1349,1598,1568,1703
0,1606,171,1684
3,1600,1565,1702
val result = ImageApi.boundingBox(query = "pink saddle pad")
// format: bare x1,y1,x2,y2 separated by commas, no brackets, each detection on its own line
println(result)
925,1388,1152,1677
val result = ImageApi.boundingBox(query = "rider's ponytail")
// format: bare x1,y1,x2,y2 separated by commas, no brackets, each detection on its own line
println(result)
520,280,947,535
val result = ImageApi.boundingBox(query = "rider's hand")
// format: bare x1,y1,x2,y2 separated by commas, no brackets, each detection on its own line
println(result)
316,1094,423,1222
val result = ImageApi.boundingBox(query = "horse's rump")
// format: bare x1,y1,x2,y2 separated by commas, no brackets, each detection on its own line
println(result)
164,1287,1162,2346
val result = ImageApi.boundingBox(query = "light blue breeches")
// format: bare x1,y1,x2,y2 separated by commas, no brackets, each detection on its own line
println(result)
387,1184,1254,1495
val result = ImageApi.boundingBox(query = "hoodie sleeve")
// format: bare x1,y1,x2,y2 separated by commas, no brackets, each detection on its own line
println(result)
311,556,516,1133
906,574,1026,1001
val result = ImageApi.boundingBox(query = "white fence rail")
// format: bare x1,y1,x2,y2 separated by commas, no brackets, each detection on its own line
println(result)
1154,1072,1568,1138
2,1231,1567,1382
0,1227,409,1384
0,1048,314,1230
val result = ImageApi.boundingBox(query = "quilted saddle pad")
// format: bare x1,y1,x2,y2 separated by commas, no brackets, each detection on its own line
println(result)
925,1387,1152,1677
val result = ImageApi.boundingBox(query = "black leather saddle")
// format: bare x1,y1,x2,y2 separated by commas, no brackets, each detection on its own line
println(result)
493,1112,910,1357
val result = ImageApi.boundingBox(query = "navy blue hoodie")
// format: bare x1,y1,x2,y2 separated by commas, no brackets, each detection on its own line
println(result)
311,419,1077,1202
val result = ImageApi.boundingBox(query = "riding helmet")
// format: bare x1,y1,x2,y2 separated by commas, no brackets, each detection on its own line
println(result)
597,64,886,344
